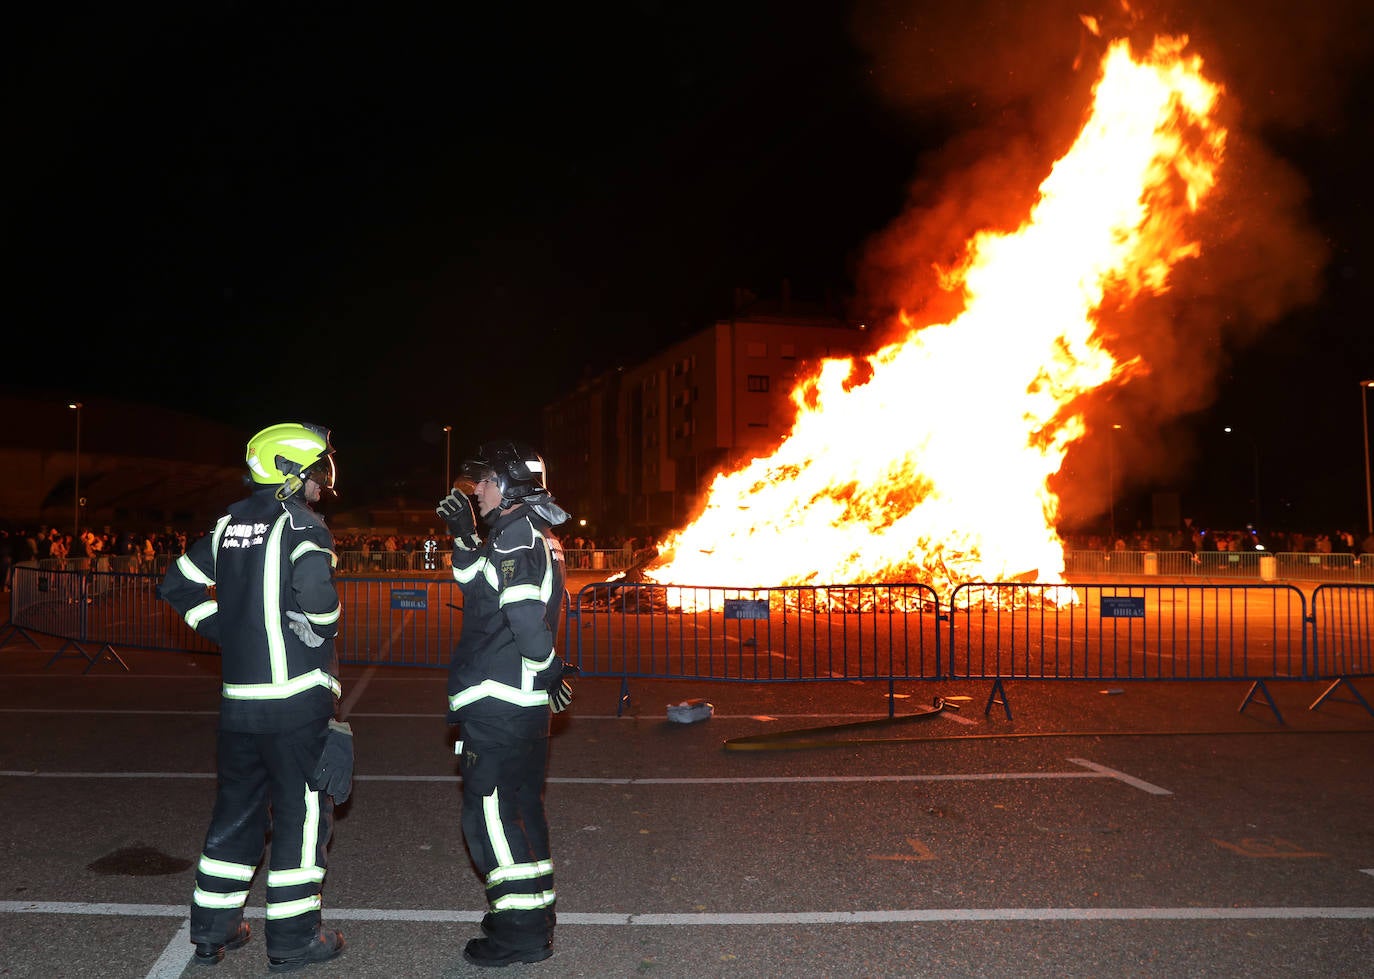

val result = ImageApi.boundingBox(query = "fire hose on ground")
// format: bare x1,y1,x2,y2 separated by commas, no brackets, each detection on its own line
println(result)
721,698,956,752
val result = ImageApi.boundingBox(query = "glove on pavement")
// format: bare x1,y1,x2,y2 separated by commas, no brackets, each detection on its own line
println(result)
286,610,324,648
313,719,354,804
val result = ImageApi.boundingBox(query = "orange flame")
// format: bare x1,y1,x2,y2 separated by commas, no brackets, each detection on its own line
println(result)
645,36,1225,599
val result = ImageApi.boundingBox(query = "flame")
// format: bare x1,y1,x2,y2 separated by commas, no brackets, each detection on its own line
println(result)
645,36,1225,600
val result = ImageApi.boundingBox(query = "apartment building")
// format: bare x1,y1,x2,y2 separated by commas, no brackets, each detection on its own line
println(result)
543,303,867,539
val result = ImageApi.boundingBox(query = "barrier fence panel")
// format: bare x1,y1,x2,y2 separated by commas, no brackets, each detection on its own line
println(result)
334,549,647,575
1064,550,1374,583
333,578,573,668
569,581,942,683
83,571,219,654
10,565,1361,690
1309,584,1374,679
1153,551,1204,577
6,565,216,654
334,577,463,667
1275,552,1374,583
946,582,1307,681
336,551,453,574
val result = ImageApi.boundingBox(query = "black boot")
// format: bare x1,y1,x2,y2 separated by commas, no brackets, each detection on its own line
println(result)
192,921,251,967
267,929,345,973
462,937,553,967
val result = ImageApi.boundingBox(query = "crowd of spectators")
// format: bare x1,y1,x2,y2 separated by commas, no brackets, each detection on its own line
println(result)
0,525,188,585
0,525,658,589
1063,526,1374,555
5,521,1372,593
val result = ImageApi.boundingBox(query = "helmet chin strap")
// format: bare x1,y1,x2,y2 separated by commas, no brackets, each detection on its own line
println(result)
275,474,304,501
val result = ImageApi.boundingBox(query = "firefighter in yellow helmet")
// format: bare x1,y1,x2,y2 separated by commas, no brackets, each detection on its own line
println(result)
159,422,347,972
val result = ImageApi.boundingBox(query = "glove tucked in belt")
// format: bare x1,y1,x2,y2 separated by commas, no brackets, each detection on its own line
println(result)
311,719,354,803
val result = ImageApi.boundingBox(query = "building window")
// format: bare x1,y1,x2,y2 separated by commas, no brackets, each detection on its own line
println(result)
780,343,796,360
746,341,767,358
747,374,770,392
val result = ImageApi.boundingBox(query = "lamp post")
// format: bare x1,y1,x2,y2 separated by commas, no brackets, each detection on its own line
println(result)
1361,381,1374,537
1223,426,1261,527
442,425,453,492
69,401,83,541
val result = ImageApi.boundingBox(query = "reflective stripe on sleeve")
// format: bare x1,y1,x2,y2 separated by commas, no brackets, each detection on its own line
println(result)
291,540,338,569
304,605,340,627
499,583,543,606
176,553,215,587
185,599,218,629
522,649,556,674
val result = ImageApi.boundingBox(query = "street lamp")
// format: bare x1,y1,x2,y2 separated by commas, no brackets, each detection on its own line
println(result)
1223,426,1261,527
68,401,82,541
442,425,453,492
1361,381,1374,537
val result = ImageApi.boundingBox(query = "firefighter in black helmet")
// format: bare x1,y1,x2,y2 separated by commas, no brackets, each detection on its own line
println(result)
159,422,347,973
436,439,571,967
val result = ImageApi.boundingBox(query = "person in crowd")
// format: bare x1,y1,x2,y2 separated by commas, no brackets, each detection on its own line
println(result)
158,422,348,973
68,529,90,572
436,440,571,968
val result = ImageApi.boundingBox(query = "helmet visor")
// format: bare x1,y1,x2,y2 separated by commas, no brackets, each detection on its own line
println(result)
303,455,337,493
454,458,496,496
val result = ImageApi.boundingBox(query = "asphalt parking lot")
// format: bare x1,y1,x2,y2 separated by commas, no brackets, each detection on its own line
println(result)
2,612,1373,978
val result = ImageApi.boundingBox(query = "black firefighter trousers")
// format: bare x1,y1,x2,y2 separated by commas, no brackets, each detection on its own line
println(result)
458,717,557,953
190,718,333,960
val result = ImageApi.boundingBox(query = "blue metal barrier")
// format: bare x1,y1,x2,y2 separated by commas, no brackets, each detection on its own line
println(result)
567,581,943,714
946,582,1308,682
1309,584,1374,679
1065,550,1374,583
7,568,1370,712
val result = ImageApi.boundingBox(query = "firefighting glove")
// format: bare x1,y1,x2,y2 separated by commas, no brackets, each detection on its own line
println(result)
548,661,578,713
437,492,481,549
286,611,324,648
312,719,354,804
549,679,573,713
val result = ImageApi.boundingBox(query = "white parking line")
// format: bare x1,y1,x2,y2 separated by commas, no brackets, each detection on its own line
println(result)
0,759,1171,793
4,899,1373,925
145,921,190,979
1067,757,1172,795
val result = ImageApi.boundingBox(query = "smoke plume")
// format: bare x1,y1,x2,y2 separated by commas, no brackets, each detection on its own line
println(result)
844,0,1369,529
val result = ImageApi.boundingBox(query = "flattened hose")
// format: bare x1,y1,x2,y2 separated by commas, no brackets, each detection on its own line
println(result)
722,698,953,752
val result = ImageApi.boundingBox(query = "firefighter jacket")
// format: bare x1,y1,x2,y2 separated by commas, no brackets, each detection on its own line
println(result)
447,504,566,737
159,487,342,733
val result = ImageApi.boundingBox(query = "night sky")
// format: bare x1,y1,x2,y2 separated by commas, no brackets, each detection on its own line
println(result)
5,2,1372,531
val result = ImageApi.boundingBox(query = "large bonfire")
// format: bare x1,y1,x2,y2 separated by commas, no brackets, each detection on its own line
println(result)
642,34,1226,599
